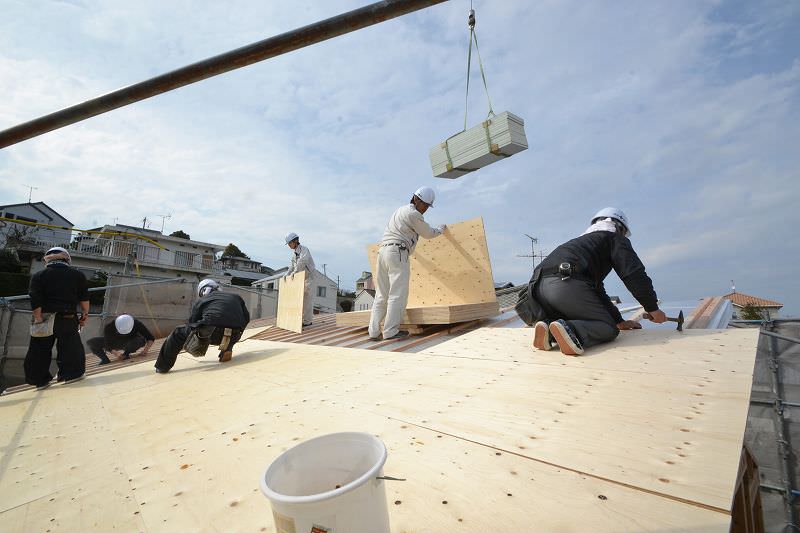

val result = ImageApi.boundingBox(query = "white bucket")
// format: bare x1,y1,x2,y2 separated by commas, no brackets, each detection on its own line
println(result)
260,432,391,533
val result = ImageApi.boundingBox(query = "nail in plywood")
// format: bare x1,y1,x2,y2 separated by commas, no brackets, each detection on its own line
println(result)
336,217,498,327
276,271,306,333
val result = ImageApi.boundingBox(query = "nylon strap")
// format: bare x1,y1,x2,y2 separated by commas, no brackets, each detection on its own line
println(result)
463,26,495,131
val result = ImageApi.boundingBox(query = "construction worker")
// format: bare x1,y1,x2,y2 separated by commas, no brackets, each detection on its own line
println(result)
86,314,155,365
516,208,667,355
284,232,315,327
369,186,446,340
154,279,250,373
24,246,89,388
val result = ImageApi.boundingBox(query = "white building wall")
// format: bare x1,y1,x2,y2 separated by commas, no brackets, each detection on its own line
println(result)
354,291,375,311
0,204,72,249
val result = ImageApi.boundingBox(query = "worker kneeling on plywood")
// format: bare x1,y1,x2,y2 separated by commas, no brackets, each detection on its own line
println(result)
154,279,250,373
515,208,667,356
369,186,446,340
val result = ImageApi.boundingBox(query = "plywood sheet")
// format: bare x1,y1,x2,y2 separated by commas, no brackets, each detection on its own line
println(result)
276,271,305,333
335,301,499,327
0,329,758,531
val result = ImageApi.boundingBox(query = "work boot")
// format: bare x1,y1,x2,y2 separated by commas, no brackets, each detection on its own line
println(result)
532,321,553,351
64,375,85,385
219,350,233,362
97,356,111,365
383,331,409,340
548,319,584,356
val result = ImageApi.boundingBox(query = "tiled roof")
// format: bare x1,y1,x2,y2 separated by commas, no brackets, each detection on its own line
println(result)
722,292,783,308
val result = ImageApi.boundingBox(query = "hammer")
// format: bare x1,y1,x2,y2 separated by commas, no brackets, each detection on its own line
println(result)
643,310,684,332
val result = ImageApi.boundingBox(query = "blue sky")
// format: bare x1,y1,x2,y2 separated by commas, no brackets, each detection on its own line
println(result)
1,1,798,315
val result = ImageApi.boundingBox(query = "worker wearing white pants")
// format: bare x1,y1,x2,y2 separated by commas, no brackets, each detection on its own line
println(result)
369,187,445,340
284,232,316,327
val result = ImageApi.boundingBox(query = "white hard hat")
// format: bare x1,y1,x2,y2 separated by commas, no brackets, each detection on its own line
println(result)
44,246,71,263
198,278,221,297
414,186,436,207
285,232,299,244
591,207,631,237
114,314,135,335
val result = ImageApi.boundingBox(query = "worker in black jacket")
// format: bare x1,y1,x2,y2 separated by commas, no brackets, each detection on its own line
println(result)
25,247,89,388
516,208,666,356
154,279,250,373
86,314,155,365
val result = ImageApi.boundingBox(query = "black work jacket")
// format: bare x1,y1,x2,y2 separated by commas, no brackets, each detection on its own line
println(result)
188,292,250,329
104,319,155,345
28,263,89,313
536,231,659,321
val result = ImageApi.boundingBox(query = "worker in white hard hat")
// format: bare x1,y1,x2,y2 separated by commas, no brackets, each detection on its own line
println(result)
86,314,155,365
515,207,667,356
284,232,316,328
155,279,250,373
368,186,446,340
23,246,89,389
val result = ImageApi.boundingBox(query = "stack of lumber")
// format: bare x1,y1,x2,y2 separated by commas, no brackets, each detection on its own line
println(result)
429,111,528,179
336,217,499,329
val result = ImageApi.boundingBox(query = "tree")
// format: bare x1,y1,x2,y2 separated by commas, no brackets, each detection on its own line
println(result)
740,304,765,321
0,249,22,273
223,243,249,259
169,230,191,239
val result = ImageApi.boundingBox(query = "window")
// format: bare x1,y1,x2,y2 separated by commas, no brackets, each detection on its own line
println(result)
317,286,326,298
267,282,275,290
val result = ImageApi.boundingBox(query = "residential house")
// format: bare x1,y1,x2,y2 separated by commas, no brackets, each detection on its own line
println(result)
355,271,374,292
1,202,74,270
252,268,338,314
36,223,225,280
354,289,375,311
219,255,275,286
723,291,783,320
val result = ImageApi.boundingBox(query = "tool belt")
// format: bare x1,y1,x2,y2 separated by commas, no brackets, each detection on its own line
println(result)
184,326,236,357
30,313,56,337
381,242,408,250
184,325,214,357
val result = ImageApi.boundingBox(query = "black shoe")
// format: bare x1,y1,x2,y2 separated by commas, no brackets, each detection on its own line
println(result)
368,336,382,341
64,375,85,384
549,319,584,356
122,354,131,360
36,382,53,391
302,322,313,327
384,331,409,340
98,358,111,365
155,367,169,374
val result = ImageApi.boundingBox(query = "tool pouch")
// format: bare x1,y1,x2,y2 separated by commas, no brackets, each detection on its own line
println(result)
184,325,214,357
30,313,56,337
514,268,547,326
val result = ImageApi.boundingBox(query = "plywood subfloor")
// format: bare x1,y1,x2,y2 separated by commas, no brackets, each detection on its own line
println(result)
335,301,499,327
275,271,306,333
0,328,758,532
367,217,497,307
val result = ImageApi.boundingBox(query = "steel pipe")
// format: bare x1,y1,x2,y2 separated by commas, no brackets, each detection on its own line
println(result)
0,0,448,148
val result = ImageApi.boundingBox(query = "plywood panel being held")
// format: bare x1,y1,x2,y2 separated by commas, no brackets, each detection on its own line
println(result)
366,217,497,307
276,271,305,333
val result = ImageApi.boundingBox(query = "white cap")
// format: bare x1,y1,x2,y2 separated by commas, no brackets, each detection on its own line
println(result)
198,278,221,297
285,232,299,244
114,314,135,335
414,186,436,206
591,207,631,237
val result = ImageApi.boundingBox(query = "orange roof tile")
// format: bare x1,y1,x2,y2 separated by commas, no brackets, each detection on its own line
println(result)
722,292,783,308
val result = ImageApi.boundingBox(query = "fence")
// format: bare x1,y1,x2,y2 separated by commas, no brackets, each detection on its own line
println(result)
0,275,277,390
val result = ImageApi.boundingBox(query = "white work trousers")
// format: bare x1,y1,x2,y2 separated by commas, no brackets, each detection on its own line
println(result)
303,275,314,325
369,245,410,339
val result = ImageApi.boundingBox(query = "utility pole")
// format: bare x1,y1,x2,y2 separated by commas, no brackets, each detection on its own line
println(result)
24,184,38,203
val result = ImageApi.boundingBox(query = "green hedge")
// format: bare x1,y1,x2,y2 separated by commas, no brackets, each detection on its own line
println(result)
0,272,30,297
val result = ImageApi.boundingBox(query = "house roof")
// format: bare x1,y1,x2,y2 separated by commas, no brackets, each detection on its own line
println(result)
253,267,289,284
95,224,225,250
0,201,74,226
722,291,783,308
356,289,376,298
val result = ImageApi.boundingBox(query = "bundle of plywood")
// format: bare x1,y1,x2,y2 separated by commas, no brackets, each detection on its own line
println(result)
429,111,528,179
